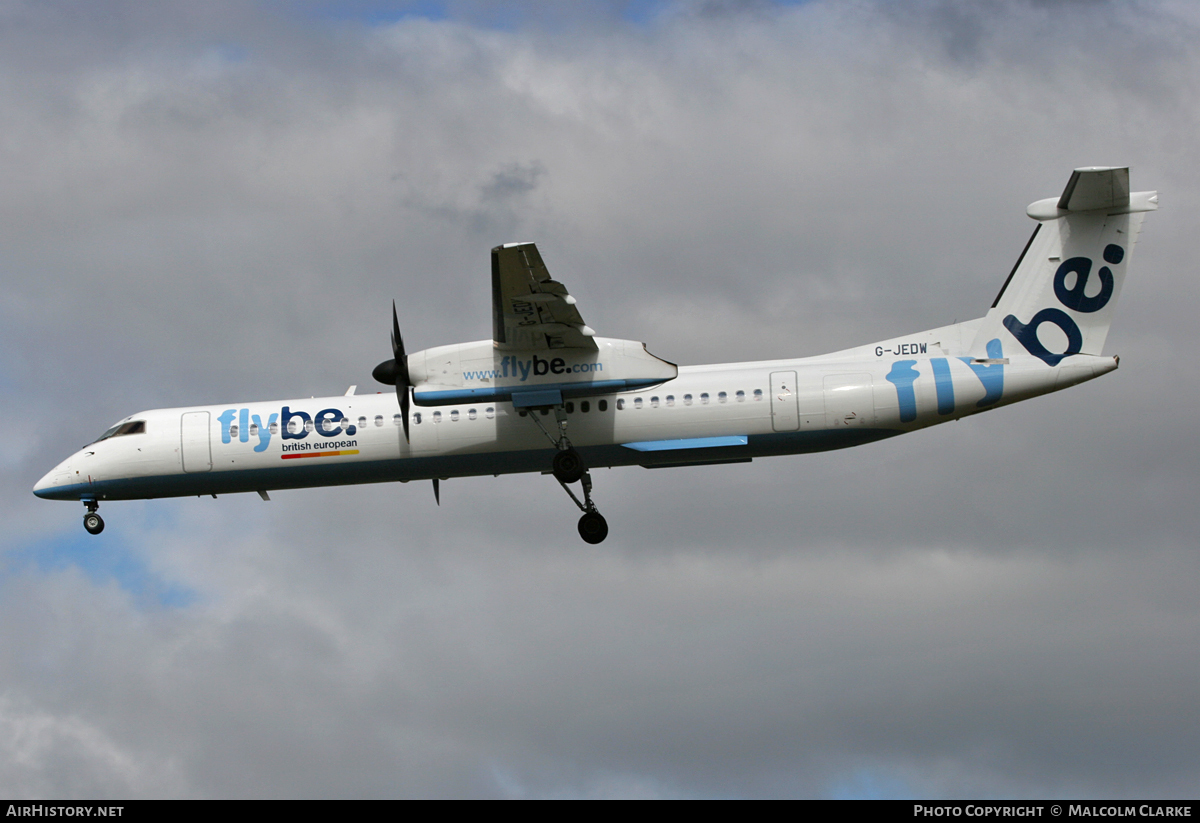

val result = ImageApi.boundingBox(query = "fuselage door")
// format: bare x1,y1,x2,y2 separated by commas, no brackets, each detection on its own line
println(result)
770,371,800,432
180,411,212,473
824,374,876,428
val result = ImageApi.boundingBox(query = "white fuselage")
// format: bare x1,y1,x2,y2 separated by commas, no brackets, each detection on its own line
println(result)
33,334,1117,504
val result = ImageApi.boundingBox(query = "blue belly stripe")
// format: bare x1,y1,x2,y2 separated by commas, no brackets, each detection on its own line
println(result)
622,436,748,452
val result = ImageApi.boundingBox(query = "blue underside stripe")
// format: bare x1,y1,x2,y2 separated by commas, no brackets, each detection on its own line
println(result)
621,435,748,452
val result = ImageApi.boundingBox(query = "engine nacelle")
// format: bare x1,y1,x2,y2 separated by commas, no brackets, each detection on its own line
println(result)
409,337,677,407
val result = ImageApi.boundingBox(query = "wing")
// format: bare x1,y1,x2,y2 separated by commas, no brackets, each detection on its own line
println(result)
491,242,598,351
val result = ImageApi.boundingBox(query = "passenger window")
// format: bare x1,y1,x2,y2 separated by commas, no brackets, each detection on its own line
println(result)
718,391,727,403
599,399,608,412
433,411,442,423
230,424,239,438
700,393,709,405
736,390,745,403
270,422,279,434
565,401,575,413
304,420,315,433
393,414,403,426
634,397,643,409
358,416,367,429
486,406,495,419
374,415,384,427
288,419,301,434
651,396,659,408
683,394,693,406
249,424,259,436
450,410,459,422
754,389,764,401
617,398,625,410
666,395,675,407
581,401,590,413
340,418,350,431
414,412,422,424
468,408,477,420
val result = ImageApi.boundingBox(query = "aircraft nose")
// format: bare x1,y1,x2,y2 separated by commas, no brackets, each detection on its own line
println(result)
33,459,75,500
32,469,56,498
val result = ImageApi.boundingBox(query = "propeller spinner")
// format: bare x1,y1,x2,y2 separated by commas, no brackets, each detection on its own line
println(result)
371,301,412,443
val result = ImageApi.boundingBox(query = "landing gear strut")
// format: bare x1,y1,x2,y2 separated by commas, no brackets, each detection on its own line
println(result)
525,403,609,543
82,500,104,535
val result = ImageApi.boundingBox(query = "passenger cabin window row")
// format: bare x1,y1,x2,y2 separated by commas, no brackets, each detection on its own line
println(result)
517,399,609,417
615,388,764,410
412,406,497,425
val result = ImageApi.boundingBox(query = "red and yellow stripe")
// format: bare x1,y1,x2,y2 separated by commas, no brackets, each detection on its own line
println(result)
281,449,360,460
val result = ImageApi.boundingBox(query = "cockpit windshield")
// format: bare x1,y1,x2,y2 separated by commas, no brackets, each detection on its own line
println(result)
91,420,146,444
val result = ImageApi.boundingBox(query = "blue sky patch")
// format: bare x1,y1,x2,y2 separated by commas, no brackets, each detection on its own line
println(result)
4,530,199,610
828,767,916,800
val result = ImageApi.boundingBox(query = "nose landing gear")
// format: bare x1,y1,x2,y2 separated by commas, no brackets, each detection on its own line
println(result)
82,501,104,535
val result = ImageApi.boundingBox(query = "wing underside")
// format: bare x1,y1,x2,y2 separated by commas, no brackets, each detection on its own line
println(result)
491,242,598,351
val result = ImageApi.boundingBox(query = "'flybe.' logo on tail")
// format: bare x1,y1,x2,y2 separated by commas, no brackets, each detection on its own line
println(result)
464,355,603,383
1003,244,1123,366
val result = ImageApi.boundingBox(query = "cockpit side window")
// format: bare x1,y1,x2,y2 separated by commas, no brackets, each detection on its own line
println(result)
93,420,146,443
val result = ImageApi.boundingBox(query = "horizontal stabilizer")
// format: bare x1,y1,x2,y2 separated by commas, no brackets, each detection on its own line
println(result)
1059,167,1130,212
1026,167,1157,220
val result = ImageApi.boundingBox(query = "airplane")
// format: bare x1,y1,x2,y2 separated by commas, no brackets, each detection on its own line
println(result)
34,167,1157,544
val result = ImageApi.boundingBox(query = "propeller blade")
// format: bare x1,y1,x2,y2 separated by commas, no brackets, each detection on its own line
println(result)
391,301,409,386
400,384,410,444
432,478,440,506
371,300,412,443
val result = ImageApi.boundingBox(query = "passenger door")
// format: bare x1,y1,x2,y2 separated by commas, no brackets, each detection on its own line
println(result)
180,411,212,473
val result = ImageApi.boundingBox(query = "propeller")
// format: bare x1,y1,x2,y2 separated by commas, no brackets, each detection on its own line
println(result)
371,301,412,443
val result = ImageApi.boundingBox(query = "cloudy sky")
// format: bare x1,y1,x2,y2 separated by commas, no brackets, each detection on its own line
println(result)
2,0,1198,798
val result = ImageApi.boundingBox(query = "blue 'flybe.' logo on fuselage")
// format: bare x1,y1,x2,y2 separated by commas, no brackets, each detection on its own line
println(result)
886,339,1005,423
464,355,603,383
218,406,354,452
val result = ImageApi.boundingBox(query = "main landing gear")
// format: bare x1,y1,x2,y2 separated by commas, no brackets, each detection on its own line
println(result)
526,404,608,544
82,500,104,535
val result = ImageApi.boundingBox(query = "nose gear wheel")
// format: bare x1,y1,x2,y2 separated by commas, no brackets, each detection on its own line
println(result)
82,501,104,535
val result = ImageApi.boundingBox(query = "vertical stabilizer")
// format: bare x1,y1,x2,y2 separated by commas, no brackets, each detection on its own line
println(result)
970,167,1157,364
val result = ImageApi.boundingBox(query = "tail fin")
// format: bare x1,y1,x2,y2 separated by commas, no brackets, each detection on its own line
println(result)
970,167,1158,364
